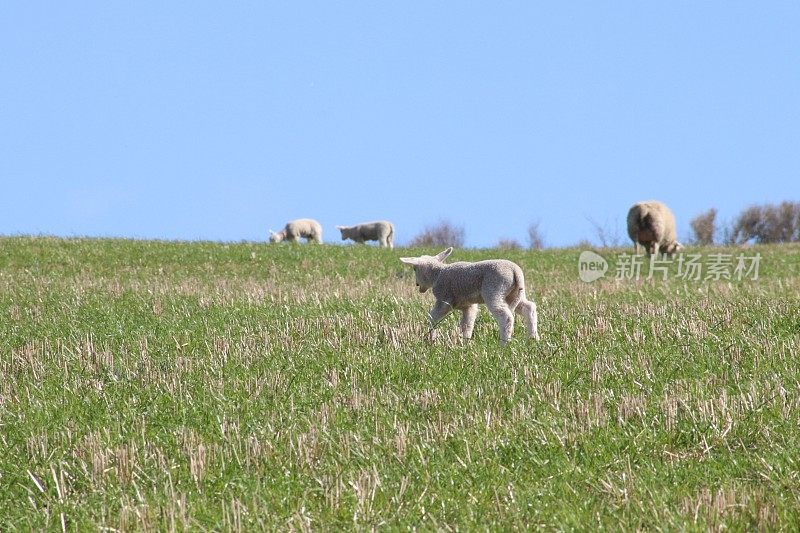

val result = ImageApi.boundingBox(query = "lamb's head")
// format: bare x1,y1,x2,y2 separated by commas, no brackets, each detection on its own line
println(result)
269,230,284,243
399,247,453,293
663,241,684,254
335,226,351,241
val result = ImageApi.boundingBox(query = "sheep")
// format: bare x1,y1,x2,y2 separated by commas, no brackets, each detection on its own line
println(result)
627,201,682,255
400,247,539,345
335,220,395,249
269,218,323,244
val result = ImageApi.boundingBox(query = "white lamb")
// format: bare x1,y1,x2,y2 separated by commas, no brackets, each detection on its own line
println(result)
269,218,323,244
400,247,540,345
336,220,395,249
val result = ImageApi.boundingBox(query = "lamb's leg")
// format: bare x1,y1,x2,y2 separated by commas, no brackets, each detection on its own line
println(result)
515,298,540,340
427,299,452,342
486,298,514,345
459,304,479,339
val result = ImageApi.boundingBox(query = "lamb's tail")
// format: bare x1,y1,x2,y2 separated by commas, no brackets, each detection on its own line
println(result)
507,265,526,310
387,223,395,249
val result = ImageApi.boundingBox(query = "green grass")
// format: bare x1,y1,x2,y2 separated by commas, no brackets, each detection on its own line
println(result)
1,237,799,530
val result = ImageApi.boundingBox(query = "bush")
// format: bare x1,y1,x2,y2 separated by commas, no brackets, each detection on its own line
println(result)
690,208,717,245
527,221,545,250
409,220,465,248
585,216,622,248
728,201,800,244
496,238,521,250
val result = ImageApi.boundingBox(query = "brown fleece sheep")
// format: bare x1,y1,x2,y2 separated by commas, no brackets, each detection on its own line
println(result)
626,201,682,254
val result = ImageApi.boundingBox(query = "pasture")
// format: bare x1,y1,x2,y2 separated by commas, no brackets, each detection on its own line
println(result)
1,237,799,530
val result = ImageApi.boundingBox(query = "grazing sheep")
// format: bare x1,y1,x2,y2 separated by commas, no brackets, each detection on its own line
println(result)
627,201,682,255
269,218,323,244
336,220,395,249
400,247,539,345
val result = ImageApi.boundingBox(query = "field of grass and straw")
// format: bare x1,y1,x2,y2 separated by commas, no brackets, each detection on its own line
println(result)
1,236,799,530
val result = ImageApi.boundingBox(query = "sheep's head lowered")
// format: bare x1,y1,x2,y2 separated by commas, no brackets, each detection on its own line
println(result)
269,230,285,243
335,226,353,241
400,247,453,293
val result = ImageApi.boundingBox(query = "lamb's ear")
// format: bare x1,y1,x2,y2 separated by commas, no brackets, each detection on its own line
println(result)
335,226,344,230
435,247,454,262
269,229,275,235
399,257,419,265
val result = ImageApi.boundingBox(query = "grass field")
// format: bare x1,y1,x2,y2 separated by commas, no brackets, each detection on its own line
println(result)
1,237,799,530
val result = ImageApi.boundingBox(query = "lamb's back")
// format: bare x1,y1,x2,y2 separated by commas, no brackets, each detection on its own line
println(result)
436,260,519,306
288,218,321,235
354,221,391,239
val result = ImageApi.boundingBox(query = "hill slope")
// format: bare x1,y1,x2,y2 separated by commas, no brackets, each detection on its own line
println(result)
1,237,799,529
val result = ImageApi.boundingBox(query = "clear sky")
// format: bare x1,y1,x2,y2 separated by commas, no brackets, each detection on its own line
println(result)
2,2,798,248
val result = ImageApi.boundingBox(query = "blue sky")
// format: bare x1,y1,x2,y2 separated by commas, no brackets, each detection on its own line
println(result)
1,2,798,247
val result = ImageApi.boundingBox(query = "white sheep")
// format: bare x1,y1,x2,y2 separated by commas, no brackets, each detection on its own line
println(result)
335,220,395,249
400,247,540,345
627,201,682,255
269,218,323,244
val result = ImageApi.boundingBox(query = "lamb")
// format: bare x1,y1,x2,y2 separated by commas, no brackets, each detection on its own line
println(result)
400,247,539,345
336,220,395,249
269,218,323,244
627,201,682,255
